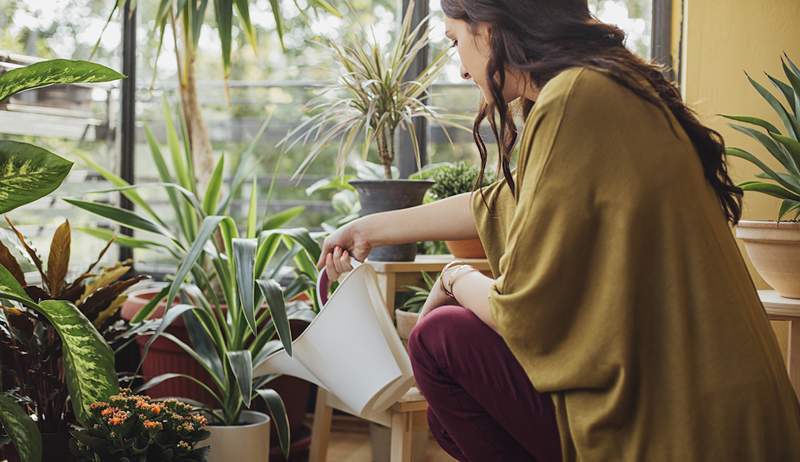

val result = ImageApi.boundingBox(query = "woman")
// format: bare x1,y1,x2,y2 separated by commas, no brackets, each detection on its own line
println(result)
316,1,800,460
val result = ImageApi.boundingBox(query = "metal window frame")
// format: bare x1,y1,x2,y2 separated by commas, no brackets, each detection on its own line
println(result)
652,0,675,81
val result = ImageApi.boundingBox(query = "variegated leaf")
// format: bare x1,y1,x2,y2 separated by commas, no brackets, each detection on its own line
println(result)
38,299,119,425
0,394,41,462
0,141,73,214
0,59,124,101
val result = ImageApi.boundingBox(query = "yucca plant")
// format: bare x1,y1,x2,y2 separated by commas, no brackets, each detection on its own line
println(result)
724,53,800,221
281,0,467,181
399,271,437,314
0,58,124,462
128,176,325,459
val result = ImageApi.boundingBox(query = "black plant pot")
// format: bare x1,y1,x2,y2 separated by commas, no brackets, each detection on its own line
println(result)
349,179,434,262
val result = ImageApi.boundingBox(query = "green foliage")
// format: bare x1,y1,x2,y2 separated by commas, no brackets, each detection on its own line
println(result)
723,54,800,221
281,1,468,180
0,59,121,214
422,161,497,200
69,390,210,461
398,271,437,314
0,393,41,462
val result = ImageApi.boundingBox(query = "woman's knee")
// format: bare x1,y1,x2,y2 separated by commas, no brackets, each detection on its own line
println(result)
407,305,487,365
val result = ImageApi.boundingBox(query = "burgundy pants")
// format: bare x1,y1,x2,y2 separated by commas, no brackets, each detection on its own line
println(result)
407,305,562,462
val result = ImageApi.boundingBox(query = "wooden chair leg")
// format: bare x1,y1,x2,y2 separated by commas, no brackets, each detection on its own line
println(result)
788,319,800,400
390,411,413,462
309,389,333,462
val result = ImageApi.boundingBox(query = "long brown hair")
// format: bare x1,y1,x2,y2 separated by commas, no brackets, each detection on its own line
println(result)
442,0,743,224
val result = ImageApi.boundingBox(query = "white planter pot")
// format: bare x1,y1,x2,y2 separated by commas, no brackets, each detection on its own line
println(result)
735,220,800,298
202,410,271,462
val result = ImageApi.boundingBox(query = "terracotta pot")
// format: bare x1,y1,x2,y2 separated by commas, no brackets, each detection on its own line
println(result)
121,287,315,455
735,220,800,299
202,411,271,462
445,238,486,259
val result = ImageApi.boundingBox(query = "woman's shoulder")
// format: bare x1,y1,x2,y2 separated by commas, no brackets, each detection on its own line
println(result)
534,66,640,113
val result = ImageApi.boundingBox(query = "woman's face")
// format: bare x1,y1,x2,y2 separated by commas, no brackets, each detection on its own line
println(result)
444,16,534,104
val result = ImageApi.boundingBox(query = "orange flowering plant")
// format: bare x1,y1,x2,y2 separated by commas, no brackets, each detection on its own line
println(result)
69,389,210,461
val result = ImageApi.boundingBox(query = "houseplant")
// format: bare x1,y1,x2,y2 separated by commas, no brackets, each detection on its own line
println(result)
117,177,325,461
726,54,800,298
0,218,146,462
412,161,496,258
69,390,210,461
0,58,124,462
70,102,317,458
281,1,466,262
395,271,436,346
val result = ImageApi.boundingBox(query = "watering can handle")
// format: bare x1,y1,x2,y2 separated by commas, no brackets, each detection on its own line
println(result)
316,256,364,306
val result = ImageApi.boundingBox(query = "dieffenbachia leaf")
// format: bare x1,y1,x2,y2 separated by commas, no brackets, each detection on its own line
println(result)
0,141,73,214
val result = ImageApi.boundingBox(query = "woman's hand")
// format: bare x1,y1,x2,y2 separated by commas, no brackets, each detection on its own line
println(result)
316,220,373,281
417,275,458,322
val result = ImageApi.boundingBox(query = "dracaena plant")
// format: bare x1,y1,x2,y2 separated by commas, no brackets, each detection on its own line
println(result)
67,101,309,318
723,53,800,221
0,217,146,432
281,0,467,181
0,58,123,462
129,177,325,459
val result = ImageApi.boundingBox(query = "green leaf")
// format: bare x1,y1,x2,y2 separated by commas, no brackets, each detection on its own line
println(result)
255,389,290,459
0,59,123,101
203,154,225,216
0,394,42,462
727,147,800,193
39,300,119,425
76,226,173,253
0,141,73,214
730,124,798,174
738,181,800,201
234,238,258,336
256,279,292,356
136,373,221,403
747,72,799,139
75,152,162,225
227,350,253,407
64,198,175,240
165,216,231,314
778,200,800,221
259,206,305,232
0,262,33,304
144,124,189,242
214,0,234,78
268,0,286,51
719,114,781,134
218,116,272,215
128,285,169,324
234,0,258,52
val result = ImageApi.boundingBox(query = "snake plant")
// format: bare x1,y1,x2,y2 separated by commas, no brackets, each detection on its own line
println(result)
724,53,800,221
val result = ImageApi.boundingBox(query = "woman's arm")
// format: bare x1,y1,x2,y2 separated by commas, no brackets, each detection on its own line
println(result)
316,192,479,278
446,268,497,331
356,192,478,246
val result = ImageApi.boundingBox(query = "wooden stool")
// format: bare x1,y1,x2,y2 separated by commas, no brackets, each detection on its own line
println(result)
309,387,429,462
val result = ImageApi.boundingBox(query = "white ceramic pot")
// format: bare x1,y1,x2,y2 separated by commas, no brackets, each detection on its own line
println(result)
203,411,271,462
735,220,800,298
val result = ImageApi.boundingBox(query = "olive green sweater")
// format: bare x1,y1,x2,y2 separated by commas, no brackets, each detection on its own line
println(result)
471,67,800,461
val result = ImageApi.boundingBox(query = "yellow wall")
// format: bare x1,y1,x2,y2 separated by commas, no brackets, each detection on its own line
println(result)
680,0,800,354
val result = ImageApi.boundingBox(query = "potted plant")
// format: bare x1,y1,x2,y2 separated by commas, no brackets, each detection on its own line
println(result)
0,58,124,462
69,390,210,461
71,102,318,458
124,181,328,462
412,161,496,258
0,217,146,461
281,1,467,262
395,271,437,347
726,54,800,298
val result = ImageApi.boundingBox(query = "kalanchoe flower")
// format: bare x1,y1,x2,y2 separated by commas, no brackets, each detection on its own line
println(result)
70,389,210,461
